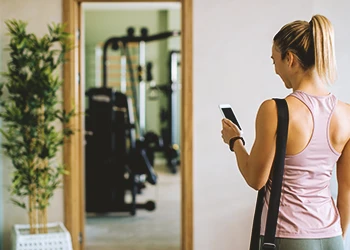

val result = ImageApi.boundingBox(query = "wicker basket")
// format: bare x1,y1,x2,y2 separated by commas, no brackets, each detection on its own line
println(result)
12,222,73,250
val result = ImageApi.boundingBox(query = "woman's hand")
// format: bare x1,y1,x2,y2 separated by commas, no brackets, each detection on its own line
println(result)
221,118,242,144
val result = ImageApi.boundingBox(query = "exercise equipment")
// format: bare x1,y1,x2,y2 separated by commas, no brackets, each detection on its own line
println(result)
85,70,157,216
148,51,181,173
85,27,181,215
118,27,181,171
102,28,181,139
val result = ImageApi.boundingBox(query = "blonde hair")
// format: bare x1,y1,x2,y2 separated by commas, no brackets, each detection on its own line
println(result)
273,14,337,84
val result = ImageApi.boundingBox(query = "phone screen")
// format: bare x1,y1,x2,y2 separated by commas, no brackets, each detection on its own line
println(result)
221,107,242,130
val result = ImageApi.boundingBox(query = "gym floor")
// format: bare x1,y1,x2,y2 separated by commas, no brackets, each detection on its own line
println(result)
85,157,181,250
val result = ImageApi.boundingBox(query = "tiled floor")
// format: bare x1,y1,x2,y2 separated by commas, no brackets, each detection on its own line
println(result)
85,159,181,250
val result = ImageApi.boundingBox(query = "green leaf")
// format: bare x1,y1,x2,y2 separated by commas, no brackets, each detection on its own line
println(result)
10,198,26,209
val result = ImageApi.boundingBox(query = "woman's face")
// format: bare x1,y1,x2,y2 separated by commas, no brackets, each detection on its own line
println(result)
271,44,292,89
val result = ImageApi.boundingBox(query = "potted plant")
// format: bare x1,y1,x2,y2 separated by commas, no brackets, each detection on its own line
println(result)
0,19,75,249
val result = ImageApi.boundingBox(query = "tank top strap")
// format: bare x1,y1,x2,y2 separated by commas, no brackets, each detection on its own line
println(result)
329,94,338,113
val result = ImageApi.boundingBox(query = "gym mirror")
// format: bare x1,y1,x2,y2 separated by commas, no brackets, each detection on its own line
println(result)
82,3,182,249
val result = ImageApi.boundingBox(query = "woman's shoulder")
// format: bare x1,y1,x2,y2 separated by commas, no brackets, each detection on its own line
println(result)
336,99,350,114
257,97,289,115
257,99,278,114
333,99,350,132
255,99,279,126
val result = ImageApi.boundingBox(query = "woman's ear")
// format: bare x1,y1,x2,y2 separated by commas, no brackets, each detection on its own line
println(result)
286,51,294,68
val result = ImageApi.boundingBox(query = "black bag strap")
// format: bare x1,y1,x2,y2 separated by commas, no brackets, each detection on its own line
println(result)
249,98,289,250
249,187,266,250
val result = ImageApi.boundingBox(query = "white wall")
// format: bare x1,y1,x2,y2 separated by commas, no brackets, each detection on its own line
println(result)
0,1,64,250
193,0,350,250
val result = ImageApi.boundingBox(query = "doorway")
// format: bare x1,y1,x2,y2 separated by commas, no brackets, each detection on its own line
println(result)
83,3,181,249
62,1,192,250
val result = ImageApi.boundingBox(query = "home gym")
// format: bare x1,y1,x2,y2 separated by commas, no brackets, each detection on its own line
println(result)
82,3,183,249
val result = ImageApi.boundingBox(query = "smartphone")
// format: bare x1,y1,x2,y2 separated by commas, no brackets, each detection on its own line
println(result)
219,104,242,130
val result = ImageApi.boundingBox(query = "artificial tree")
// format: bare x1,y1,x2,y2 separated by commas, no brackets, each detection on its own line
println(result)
0,19,75,234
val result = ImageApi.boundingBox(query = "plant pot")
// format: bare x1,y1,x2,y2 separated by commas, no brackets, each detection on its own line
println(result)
12,222,73,250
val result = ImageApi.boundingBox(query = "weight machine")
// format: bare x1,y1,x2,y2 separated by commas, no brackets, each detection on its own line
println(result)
85,27,181,215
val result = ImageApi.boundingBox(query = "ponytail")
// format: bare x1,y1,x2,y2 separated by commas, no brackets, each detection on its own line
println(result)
310,15,337,84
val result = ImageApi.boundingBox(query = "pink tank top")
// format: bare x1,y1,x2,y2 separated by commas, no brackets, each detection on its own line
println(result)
260,90,342,238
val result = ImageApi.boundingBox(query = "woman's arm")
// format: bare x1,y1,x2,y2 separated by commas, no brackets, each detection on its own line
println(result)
336,139,350,238
222,99,278,190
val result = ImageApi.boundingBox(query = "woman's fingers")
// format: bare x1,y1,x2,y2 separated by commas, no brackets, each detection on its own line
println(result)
224,118,237,128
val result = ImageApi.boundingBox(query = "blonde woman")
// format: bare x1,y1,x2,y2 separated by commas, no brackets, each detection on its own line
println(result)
221,15,349,250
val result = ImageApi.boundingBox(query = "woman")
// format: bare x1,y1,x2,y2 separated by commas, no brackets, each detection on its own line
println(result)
221,14,349,250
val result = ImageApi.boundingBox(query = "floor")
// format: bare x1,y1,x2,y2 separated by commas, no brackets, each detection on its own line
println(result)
85,158,181,250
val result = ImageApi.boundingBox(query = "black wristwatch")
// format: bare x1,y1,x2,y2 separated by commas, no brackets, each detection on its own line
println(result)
229,136,245,152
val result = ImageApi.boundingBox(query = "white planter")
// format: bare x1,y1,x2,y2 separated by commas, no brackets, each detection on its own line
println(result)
12,222,73,250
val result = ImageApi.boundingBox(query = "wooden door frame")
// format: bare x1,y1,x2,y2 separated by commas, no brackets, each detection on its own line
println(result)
62,1,193,250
